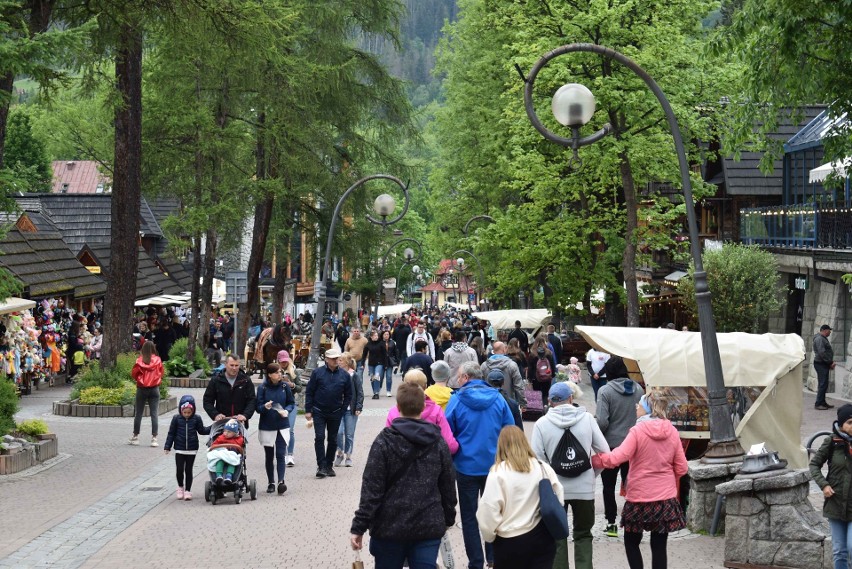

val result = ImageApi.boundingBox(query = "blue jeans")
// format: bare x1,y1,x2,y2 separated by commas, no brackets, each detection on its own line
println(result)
830,519,852,569
312,411,342,469
336,409,359,455
287,411,297,455
457,472,492,569
370,365,386,395
815,361,832,406
591,375,607,401
383,364,394,392
369,536,442,569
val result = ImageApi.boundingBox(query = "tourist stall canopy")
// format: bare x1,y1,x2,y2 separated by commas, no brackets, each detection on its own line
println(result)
0,297,36,316
134,294,190,307
809,157,852,183
474,309,551,330
576,326,807,467
375,303,413,317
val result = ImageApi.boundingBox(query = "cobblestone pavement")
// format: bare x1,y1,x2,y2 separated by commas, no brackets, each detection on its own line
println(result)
0,373,839,568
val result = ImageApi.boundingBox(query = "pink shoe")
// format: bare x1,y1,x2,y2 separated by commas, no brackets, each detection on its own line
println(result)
183,491,192,501
176,487,184,500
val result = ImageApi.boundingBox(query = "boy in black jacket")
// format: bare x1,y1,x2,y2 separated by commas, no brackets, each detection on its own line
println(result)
164,395,210,501
350,383,457,566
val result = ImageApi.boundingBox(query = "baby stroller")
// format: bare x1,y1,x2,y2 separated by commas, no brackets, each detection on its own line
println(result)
204,418,257,505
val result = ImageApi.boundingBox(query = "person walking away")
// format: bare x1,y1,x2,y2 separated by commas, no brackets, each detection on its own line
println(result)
814,324,836,410
392,316,412,372
402,340,434,385
506,338,528,380
532,382,609,569
547,324,563,365
381,331,398,396
163,395,211,500
425,361,453,411
351,382,457,569
477,425,562,569
386,369,458,454
256,363,295,495
809,403,852,568
444,330,479,389
335,352,365,468
445,361,515,569
481,341,527,411
507,320,529,354
487,371,524,430
345,327,369,375
592,391,687,569
130,341,164,447
335,322,349,352
595,355,644,537
304,348,352,478
202,354,257,427
527,345,555,416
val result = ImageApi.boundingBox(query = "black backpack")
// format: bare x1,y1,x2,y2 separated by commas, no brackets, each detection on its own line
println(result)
549,427,591,478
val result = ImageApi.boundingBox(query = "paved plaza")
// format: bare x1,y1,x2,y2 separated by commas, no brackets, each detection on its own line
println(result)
0,374,836,568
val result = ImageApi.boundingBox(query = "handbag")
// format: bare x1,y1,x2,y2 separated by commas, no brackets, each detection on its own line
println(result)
352,549,364,569
537,461,569,540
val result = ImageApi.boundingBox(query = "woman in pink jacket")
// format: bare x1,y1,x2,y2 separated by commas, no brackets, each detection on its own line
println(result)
386,369,459,454
591,390,687,569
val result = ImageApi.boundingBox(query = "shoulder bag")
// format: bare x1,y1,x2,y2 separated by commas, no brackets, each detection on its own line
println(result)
537,460,569,540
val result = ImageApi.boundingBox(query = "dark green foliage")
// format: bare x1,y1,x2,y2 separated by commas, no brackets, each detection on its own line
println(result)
0,379,19,436
168,338,209,375
2,109,51,192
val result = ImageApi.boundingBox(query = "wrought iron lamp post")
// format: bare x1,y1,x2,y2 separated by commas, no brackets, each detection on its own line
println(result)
451,249,484,312
519,43,743,461
373,238,423,320
303,175,409,381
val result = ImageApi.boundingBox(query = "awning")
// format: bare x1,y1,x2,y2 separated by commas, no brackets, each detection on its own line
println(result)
664,270,687,284
809,157,852,183
135,294,190,307
474,309,551,330
0,297,36,316
376,303,413,316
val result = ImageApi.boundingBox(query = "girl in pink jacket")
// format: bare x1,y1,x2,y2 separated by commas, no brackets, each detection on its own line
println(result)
385,369,458,454
591,390,688,569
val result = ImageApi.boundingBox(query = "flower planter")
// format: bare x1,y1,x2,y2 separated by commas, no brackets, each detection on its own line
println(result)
167,377,209,389
33,438,58,462
0,449,34,475
53,396,177,417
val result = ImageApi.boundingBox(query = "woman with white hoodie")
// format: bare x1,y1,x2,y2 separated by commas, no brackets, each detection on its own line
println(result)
532,381,609,569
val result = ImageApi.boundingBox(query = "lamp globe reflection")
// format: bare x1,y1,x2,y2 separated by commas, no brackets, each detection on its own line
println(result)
373,194,396,218
404,247,414,260
552,83,596,127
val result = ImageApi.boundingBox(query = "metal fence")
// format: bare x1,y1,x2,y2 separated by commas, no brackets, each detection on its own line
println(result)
740,205,852,249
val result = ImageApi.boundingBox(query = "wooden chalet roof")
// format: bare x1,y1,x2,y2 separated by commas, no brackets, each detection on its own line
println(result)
155,254,193,291
80,244,182,299
0,230,106,299
722,106,826,196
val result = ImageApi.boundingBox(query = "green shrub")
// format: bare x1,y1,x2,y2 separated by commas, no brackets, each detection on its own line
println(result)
165,357,195,378
114,352,138,380
79,386,133,406
168,338,210,375
0,379,19,436
16,418,49,436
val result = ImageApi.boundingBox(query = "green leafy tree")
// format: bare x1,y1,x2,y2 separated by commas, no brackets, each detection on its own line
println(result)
3,108,51,191
678,243,783,333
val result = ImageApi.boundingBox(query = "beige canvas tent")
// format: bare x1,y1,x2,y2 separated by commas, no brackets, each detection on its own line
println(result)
475,309,551,330
576,326,808,468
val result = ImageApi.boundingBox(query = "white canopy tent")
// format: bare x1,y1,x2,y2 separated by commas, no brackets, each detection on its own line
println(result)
474,309,551,330
135,294,191,308
576,326,807,468
376,303,413,317
809,157,852,183
0,297,36,316
446,302,477,312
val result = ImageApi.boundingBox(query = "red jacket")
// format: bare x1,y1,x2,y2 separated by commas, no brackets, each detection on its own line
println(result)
132,355,164,388
210,433,245,450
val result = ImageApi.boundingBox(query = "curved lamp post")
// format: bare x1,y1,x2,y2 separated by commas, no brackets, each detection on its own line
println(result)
451,249,484,312
396,262,422,302
374,238,423,320
519,43,743,462
463,214,496,236
303,174,409,380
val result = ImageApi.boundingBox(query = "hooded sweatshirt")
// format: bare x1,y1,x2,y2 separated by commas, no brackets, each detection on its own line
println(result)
132,355,164,388
386,397,459,454
596,378,644,448
445,380,515,476
481,354,527,407
591,416,687,503
444,343,479,389
531,403,610,500
424,383,452,411
351,418,457,540
164,395,211,454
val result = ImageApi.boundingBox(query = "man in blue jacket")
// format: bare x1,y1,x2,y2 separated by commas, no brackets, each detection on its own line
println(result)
445,361,514,569
305,348,352,479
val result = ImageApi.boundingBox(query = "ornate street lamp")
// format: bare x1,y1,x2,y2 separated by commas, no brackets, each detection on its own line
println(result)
463,214,495,236
303,175,409,380
374,238,423,320
519,43,743,462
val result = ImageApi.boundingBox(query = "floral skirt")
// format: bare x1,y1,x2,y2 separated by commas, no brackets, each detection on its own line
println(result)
620,498,685,534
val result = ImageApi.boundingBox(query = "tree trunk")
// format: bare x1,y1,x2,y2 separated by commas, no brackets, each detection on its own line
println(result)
101,23,143,368
186,232,202,361
239,192,274,356
271,247,288,323
198,227,217,352
0,71,14,170
605,269,627,327
618,150,640,327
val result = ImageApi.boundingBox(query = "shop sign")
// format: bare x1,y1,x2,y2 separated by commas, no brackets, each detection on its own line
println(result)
86,266,101,274
794,276,808,291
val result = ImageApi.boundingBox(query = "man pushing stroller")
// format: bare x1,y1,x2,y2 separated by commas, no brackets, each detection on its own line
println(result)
207,419,245,484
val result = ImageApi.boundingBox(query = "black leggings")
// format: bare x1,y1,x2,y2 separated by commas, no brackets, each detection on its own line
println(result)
624,531,667,569
175,454,196,491
264,431,287,484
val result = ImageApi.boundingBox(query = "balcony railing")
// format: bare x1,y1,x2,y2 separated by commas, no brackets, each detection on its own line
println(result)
740,204,852,249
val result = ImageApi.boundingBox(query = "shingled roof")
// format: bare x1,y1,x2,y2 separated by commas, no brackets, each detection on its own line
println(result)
722,106,826,196
155,254,193,291
79,244,182,299
0,230,106,299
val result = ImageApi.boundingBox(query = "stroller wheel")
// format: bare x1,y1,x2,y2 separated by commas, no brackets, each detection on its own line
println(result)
211,493,218,505
204,481,212,502
249,480,257,500
234,492,242,505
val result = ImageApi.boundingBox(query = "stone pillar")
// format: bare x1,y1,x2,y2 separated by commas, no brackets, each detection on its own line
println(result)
686,460,740,534
716,469,830,569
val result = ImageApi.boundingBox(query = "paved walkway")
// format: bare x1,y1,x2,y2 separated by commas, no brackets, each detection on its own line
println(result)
0,371,839,568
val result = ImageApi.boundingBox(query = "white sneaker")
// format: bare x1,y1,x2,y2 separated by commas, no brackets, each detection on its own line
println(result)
150,437,158,447
176,487,184,500
128,435,139,446
386,391,392,397
286,455,295,467
334,452,344,467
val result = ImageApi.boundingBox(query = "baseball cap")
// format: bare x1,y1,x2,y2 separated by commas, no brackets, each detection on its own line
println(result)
548,382,574,403
486,370,504,386
821,324,832,331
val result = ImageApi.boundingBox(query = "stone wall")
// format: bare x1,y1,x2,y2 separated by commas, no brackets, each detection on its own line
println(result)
717,469,830,569
686,460,740,534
